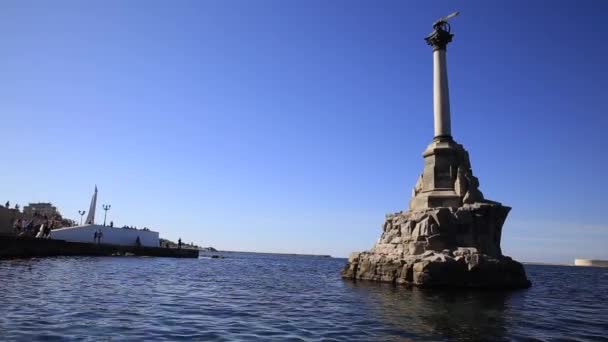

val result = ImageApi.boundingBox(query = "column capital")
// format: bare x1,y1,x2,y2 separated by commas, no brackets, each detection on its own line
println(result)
425,25,453,51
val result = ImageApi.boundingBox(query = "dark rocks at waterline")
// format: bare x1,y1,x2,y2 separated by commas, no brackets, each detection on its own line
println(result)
342,247,530,289
111,252,136,257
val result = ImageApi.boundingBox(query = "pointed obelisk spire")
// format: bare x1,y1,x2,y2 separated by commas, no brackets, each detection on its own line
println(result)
84,185,97,225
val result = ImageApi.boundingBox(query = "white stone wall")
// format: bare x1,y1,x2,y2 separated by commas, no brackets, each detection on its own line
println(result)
50,224,159,247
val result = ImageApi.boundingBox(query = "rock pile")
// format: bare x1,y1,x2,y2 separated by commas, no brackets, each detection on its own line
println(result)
341,205,530,288
342,140,531,289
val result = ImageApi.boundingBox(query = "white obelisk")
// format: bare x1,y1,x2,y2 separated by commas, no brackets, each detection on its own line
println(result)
84,186,97,225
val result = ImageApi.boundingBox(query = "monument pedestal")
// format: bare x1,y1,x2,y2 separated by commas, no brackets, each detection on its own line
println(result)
341,141,531,289
410,137,484,209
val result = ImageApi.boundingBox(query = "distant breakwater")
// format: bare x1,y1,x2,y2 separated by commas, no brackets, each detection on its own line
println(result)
0,236,198,259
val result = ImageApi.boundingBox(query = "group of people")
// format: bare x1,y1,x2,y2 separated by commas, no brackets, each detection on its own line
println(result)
93,229,104,244
35,223,52,239
120,225,151,232
5,201,19,210
161,238,182,249
13,216,56,238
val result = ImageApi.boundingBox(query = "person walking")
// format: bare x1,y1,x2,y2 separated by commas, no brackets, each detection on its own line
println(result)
94,230,99,244
98,229,104,244
43,223,51,238
13,218,23,236
178,238,182,250
35,224,45,238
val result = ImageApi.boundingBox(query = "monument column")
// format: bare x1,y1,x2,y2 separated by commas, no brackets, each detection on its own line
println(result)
410,13,467,210
425,19,455,140
341,12,531,289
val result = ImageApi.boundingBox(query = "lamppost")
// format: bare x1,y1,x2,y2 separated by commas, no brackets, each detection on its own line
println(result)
102,204,111,226
78,210,86,225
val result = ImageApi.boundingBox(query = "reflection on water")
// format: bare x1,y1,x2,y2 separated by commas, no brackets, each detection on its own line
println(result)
345,281,513,341
0,254,606,341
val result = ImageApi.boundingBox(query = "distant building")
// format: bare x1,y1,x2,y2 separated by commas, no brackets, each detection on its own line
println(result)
574,259,608,267
23,203,59,217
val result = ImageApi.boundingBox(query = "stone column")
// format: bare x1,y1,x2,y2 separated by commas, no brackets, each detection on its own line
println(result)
425,23,454,140
409,23,463,210
433,49,451,138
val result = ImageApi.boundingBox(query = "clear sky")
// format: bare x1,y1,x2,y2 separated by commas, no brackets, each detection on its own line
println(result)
1,1,606,263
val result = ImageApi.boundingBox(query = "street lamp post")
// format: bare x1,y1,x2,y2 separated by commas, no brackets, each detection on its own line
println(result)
78,210,86,225
102,204,111,226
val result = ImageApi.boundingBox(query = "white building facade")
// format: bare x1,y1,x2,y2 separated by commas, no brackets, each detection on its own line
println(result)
23,203,59,217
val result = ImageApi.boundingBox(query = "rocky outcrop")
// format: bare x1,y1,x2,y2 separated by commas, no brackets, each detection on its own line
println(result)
375,203,508,258
342,248,529,288
342,138,531,289
342,203,530,288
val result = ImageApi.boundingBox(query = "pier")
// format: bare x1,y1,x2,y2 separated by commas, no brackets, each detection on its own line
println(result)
0,236,199,259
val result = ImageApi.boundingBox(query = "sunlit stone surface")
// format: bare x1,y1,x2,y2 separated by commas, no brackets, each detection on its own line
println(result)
342,14,530,289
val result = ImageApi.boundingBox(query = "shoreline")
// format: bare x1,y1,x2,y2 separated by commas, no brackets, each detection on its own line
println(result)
0,236,199,259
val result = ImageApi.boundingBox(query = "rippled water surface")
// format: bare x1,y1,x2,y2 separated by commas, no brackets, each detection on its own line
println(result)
0,253,607,341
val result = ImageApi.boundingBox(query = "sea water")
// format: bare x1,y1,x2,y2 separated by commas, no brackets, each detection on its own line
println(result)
0,253,606,341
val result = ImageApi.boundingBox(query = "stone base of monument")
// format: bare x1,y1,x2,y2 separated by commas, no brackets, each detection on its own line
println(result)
341,203,531,289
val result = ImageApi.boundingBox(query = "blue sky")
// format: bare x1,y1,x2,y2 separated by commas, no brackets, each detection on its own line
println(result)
1,1,606,263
